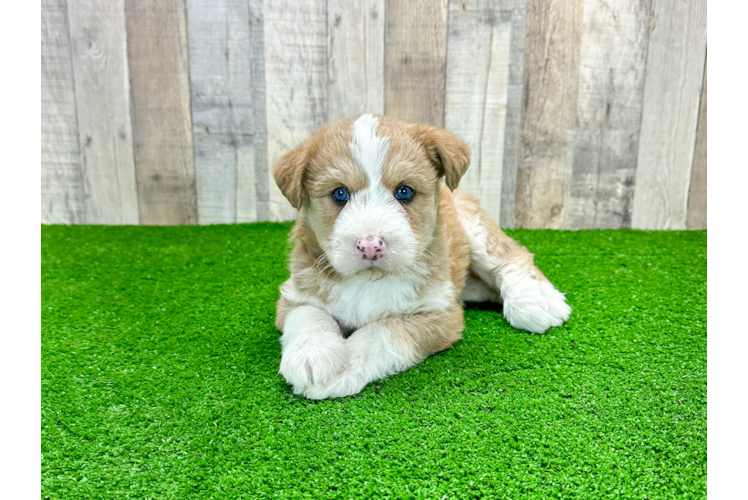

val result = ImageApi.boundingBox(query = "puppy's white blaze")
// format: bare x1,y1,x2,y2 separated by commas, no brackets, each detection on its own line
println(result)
329,114,418,276
350,114,388,184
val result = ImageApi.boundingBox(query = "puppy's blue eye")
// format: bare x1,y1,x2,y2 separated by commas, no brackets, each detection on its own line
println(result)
332,187,349,203
395,185,414,202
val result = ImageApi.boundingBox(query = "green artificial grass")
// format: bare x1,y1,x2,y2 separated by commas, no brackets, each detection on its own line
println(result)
41,224,706,499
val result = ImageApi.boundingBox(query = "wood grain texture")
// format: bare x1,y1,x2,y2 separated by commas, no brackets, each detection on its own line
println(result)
327,0,385,119
567,0,651,229
499,0,527,228
445,0,512,224
41,0,85,224
687,60,707,229
631,0,706,229
515,0,583,229
385,0,448,126
42,0,708,229
248,0,270,223
126,0,197,225
67,0,138,225
264,0,328,221
187,0,256,224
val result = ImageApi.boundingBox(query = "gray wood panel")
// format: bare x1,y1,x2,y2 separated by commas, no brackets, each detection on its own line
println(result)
687,61,707,230
187,0,256,224
41,0,85,224
445,0,512,225
126,0,197,225
631,0,707,229
264,0,328,221
68,0,138,225
515,0,583,229
327,0,385,120
385,0,448,126
499,0,527,229
248,0,270,223
567,0,651,229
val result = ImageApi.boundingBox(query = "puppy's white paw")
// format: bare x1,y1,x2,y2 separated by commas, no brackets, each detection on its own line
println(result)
279,331,348,393
303,369,367,400
500,269,571,334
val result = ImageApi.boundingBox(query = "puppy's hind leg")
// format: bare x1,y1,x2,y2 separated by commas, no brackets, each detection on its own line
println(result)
453,190,571,333
461,272,501,303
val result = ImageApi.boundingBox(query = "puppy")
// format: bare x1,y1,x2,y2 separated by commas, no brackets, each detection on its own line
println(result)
273,114,571,399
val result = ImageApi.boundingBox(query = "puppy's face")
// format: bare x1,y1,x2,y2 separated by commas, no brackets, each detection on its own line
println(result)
274,114,470,278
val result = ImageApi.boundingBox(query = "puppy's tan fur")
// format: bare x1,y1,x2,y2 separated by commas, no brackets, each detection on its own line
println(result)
273,115,570,399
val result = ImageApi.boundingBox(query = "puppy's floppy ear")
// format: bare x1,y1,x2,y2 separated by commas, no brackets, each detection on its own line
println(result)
409,123,471,190
273,141,313,209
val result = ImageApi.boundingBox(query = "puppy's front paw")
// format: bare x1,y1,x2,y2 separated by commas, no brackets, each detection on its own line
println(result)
500,272,571,334
279,331,348,393
303,369,367,400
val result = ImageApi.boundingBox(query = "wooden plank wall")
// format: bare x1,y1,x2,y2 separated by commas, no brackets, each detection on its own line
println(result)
41,0,707,229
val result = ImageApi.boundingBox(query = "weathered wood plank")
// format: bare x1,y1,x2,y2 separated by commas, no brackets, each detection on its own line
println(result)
126,0,197,225
445,1,512,224
264,0,328,221
67,0,138,225
327,0,385,119
187,0,257,224
41,0,85,224
567,0,651,229
385,0,448,126
631,0,707,229
247,0,270,223
499,0,527,229
687,60,707,229
515,0,583,229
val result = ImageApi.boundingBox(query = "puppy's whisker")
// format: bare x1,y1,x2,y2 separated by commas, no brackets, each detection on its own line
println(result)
312,251,330,269
419,253,437,268
318,262,333,276
421,248,439,264
316,262,335,287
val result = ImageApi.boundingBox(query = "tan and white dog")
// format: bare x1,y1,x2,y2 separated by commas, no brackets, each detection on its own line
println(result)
273,114,570,399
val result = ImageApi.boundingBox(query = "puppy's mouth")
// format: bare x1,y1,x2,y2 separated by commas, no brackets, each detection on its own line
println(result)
334,249,403,279
326,252,414,281
353,251,393,274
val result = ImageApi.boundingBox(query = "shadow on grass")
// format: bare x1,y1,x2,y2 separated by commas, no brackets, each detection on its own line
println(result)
463,301,503,313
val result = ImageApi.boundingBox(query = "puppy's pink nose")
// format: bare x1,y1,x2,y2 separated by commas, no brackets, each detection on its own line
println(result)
356,236,387,261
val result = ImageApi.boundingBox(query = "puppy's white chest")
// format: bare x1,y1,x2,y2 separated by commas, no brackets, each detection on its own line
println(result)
326,275,420,329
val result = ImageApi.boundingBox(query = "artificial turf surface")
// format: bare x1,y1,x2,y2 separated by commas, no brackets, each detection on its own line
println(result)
41,224,706,499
